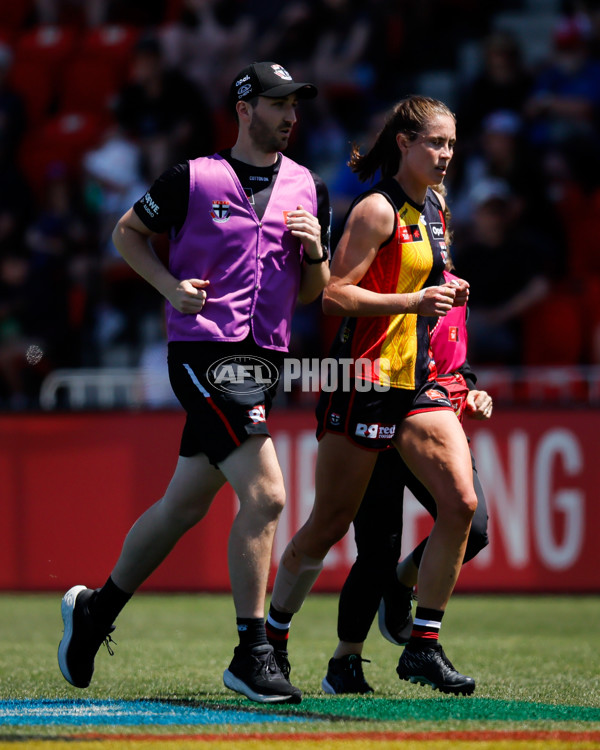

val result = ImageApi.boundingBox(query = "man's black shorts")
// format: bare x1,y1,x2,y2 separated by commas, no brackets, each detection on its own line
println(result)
316,378,454,451
168,341,283,466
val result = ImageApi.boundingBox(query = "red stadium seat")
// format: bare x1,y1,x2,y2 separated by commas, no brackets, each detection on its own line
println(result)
7,59,56,125
59,58,119,116
0,0,34,33
19,111,105,197
163,0,185,22
78,25,140,86
522,286,583,366
14,25,77,78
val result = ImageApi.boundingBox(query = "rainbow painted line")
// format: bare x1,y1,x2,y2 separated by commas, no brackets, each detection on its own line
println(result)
3,697,600,726
1,732,599,750
1,699,599,749
0,699,312,727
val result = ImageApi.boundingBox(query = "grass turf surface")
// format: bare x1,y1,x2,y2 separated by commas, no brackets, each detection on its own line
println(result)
0,592,598,742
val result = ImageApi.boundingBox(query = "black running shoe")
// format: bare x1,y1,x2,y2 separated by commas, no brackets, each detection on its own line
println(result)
58,585,116,688
273,649,291,681
223,644,302,704
321,654,374,695
397,643,475,695
378,583,414,646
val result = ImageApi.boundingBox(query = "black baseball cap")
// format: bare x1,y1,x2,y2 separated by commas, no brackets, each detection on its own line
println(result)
230,62,317,105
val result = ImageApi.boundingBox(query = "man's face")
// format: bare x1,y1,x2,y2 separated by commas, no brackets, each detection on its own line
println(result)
248,95,299,153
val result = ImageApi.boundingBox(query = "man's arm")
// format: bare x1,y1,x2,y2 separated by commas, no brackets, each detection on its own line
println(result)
112,209,208,314
285,204,330,304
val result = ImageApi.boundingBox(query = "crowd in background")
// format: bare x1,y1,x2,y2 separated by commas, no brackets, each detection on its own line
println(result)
1,0,600,409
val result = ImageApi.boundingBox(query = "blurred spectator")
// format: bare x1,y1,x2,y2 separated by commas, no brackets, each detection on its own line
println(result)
34,0,107,26
34,0,170,27
82,126,164,366
541,133,600,362
309,0,374,128
82,126,146,257
114,34,214,180
452,178,553,366
0,155,32,267
0,252,36,408
160,0,254,110
524,15,600,148
0,44,31,256
3,0,600,409
256,3,321,74
583,0,600,60
0,44,27,157
456,31,533,140
448,110,557,237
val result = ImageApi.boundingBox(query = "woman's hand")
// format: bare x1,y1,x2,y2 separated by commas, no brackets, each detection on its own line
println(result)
465,389,493,420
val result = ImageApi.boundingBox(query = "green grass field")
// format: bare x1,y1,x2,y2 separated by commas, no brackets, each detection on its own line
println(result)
1,592,599,742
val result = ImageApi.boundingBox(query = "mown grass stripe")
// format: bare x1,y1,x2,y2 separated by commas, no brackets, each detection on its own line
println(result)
204,697,600,723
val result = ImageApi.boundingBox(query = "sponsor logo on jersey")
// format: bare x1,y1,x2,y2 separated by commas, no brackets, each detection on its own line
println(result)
429,222,444,239
247,405,266,423
207,355,279,394
448,326,459,342
142,192,160,218
355,422,396,439
211,200,231,223
399,224,423,243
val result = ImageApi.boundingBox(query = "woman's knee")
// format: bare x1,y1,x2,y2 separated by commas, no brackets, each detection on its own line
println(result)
298,506,353,553
437,486,478,523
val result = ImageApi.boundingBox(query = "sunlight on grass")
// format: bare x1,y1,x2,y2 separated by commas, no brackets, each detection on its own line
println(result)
0,592,598,739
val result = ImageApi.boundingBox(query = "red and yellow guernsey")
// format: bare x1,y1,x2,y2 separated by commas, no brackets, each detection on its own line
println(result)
339,178,449,390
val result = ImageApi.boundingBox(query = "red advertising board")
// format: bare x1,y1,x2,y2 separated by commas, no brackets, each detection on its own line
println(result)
0,409,599,592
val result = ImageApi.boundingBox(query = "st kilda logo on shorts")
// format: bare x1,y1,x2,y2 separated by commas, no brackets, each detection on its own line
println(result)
207,355,279,394
211,200,231,223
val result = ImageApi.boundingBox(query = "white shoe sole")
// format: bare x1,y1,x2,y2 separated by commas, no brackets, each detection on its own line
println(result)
58,584,87,686
321,676,336,694
223,669,299,704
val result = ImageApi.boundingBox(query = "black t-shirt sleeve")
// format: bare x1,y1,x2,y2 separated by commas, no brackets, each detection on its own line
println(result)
133,163,190,235
311,171,331,254
457,357,478,389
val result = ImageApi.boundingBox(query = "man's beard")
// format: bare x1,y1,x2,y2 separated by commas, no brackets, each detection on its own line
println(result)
249,112,290,153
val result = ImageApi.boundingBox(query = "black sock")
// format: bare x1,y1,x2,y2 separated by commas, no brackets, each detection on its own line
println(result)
88,576,132,629
236,618,268,650
265,605,293,652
